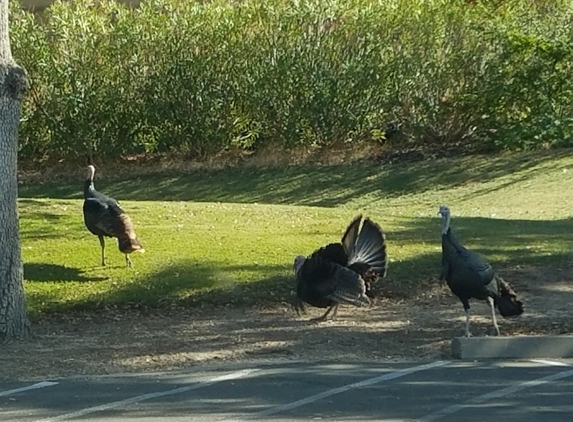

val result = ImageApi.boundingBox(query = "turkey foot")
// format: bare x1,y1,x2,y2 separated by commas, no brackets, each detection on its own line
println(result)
311,304,339,322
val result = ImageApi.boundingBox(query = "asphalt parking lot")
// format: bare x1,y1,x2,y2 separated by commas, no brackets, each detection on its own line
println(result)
2,359,573,422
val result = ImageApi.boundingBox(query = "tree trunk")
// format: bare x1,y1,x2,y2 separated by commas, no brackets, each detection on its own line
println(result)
0,0,31,340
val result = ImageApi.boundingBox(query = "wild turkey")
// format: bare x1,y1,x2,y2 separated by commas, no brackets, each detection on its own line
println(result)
438,205,523,337
292,215,388,322
83,165,145,267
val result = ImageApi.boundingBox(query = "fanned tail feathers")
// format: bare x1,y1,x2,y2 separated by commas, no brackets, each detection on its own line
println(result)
341,215,362,257
347,218,388,276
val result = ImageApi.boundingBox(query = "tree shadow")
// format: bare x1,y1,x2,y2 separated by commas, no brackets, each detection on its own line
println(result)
18,198,77,240
24,263,109,283
26,261,292,315
382,214,573,290
18,149,573,207
21,214,573,315
390,215,573,263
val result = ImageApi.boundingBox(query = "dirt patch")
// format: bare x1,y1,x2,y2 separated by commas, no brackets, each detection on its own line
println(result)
1,265,572,382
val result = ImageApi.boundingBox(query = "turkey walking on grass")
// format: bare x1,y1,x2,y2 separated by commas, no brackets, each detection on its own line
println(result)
438,205,523,337
292,215,388,322
83,165,145,267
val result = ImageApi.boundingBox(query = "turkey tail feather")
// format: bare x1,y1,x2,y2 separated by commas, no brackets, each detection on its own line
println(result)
495,275,524,318
341,215,362,257
116,213,145,254
348,218,387,276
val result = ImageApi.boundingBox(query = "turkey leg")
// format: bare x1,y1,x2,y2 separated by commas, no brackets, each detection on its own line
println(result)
311,304,339,322
98,235,106,266
464,308,472,337
487,297,501,336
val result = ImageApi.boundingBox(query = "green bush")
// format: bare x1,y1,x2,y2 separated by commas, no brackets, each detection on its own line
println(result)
10,0,573,163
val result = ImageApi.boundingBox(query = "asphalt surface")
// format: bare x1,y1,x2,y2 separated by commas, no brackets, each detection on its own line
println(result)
2,359,573,422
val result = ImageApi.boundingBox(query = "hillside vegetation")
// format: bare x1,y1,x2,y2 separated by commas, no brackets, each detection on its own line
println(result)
10,0,573,164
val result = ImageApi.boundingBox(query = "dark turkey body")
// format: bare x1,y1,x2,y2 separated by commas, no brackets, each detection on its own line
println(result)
295,216,387,316
441,229,523,317
296,247,342,309
83,196,123,239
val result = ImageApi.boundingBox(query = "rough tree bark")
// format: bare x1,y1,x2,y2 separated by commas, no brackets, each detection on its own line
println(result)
0,0,31,340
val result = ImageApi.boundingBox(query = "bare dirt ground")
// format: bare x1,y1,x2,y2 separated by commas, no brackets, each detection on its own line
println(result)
1,266,572,382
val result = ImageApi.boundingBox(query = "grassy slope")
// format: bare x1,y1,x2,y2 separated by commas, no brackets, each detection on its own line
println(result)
19,150,573,318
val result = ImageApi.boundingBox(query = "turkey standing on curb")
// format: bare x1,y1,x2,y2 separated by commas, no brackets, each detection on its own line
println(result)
292,215,388,322
83,165,145,267
438,205,523,337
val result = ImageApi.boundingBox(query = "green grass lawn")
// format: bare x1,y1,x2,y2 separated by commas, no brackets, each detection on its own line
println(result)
19,150,573,319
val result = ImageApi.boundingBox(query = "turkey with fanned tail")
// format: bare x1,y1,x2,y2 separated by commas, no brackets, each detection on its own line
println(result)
292,215,388,322
83,165,145,267
438,205,523,337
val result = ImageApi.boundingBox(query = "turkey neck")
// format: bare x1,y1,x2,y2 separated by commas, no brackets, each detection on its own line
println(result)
83,177,95,197
441,212,451,235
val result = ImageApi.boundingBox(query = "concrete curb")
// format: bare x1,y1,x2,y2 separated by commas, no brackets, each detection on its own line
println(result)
452,335,573,359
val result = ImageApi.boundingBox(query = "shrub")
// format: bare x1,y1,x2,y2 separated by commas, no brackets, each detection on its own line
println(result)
10,0,573,164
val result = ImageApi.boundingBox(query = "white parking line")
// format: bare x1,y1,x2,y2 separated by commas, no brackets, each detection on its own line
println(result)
530,359,573,367
0,381,59,397
222,360,450,421
34,368,258,422
420,364,573,422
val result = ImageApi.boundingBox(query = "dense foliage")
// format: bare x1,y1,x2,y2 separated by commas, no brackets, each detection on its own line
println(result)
10,0,573,163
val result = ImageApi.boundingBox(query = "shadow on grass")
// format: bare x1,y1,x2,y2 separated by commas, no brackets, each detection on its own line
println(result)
392,215,573,260
18,150,573,206
382,215,573,302
105,262,293,310
24,263,109,283
26,261,293,318
25,215,573,316
18,198,79,240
